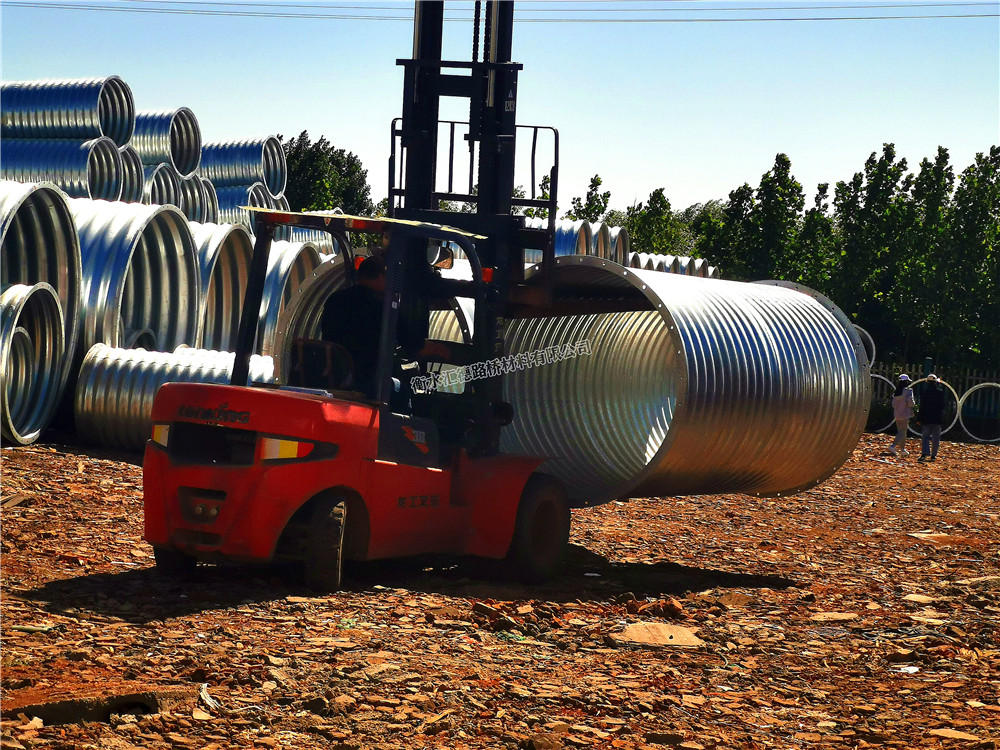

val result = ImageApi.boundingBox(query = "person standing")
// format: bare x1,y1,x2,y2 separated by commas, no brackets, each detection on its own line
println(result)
888,374,915,457
917,374,946,462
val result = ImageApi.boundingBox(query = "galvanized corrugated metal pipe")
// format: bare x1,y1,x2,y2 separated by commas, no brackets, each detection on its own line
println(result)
1,283,65,444
0,137,123,200
608,226,630,266
589,222,611,259
189,222,253,351
257,240,323,353
131,107,202,177
0,180,83,395
201,137,287,196
178,173,208,222
200,177,219,224
264,256,348,370
523,217,593,263
68,198,201,352
0,76,135,146
271,193,291,241
500,257,870,507
118,145,145,202
142,163,180,207
74,344,275,451
216,182,270,228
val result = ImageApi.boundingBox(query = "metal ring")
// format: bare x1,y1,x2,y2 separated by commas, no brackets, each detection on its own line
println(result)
958,382,1000,443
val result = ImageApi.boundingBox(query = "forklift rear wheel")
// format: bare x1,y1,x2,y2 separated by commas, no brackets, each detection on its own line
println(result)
507,474,570,583
303,497,347,592
153,546,198,577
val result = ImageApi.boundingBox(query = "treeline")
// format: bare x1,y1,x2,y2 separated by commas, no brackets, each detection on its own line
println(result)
281,131,999,370
561,145,999,370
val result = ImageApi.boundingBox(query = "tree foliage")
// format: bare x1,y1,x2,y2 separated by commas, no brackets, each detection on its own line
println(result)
278,131,374,216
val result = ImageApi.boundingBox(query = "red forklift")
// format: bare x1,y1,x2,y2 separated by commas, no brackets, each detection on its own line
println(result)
143,1,641,589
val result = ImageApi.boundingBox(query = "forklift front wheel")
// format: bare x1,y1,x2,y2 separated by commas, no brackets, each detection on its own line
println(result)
153,546,198,577
507,474,570,584
303,497,347,592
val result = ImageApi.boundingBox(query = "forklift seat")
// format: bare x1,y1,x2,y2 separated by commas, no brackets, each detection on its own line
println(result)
289,338,355,392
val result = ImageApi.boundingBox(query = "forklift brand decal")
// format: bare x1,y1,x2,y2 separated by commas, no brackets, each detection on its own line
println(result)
398,494,440,509
177,403,250,424
411,339,592,392
401,426,430,454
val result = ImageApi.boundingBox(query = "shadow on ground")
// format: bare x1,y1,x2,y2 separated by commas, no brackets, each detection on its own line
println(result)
19,543,796,624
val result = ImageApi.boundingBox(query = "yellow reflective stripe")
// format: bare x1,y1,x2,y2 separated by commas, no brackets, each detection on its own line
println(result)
151,424,169,446
260,438,309,460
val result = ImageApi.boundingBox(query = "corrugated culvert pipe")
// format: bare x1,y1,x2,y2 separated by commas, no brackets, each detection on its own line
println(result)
75,344,275,452
589,222,611,259
265,256,347,370
201,137,287,197
0,76,135,146
0,180,83,396
178,173,208,222
1,283,65,444
500,257,869,507
69,198,201,352
608,226,629,265
118,145,145,202
189,221,253,352
200,177,219,224
142,163,180,207
258,240,323,353
0,137,123,200
216,182,270,228
132,107,202,177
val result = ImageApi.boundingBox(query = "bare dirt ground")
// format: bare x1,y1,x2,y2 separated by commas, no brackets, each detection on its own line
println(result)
1,433,998,750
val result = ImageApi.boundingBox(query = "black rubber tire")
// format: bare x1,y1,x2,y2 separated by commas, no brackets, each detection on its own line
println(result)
153,545,198,577
303,497,347,592
506,474,570,583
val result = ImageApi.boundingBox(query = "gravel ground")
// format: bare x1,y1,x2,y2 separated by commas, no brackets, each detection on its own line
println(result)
1,432,998,750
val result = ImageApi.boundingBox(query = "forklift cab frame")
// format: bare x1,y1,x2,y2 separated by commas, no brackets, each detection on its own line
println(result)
234,208,503,461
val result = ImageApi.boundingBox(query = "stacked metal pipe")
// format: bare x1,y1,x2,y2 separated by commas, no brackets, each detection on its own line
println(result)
0,180,83,444
189,222,253,352
1,283,65,444
117,145,145,202
1,77,135,201
142,163,180,207
258,240,323,353
75,344,275,451
216,182,271,227
131,107,202,177
1,137,123,200
201,137,287,196
69,197,201,353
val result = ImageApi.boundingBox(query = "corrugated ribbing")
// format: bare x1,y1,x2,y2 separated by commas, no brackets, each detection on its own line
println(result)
216,182,270,228
69,198,200,352
132,107,202,176
201,137,287,196
1,76,135,146
0,283,65,444
74,344,274,451
142,163,180,207
1,137,122,200
258,240,323,353
189,222,253,352
0,180,82,394
501,259,869,506
118,145,145,202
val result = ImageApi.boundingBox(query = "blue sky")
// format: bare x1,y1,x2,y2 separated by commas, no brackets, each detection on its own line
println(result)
2,1,998,213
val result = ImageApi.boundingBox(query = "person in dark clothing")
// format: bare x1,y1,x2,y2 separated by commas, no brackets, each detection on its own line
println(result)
917,373,947,462
320,256,448,399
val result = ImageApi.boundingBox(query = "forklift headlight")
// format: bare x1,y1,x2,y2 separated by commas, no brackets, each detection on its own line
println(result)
151,424,170,448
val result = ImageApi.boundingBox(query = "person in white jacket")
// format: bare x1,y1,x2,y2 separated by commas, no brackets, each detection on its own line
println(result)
888,374,915,456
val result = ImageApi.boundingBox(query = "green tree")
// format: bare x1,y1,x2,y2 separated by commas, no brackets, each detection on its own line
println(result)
279,131,374,216
794,183,839,289
754,153,805,280
624,188,691,256
564,174,610,222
